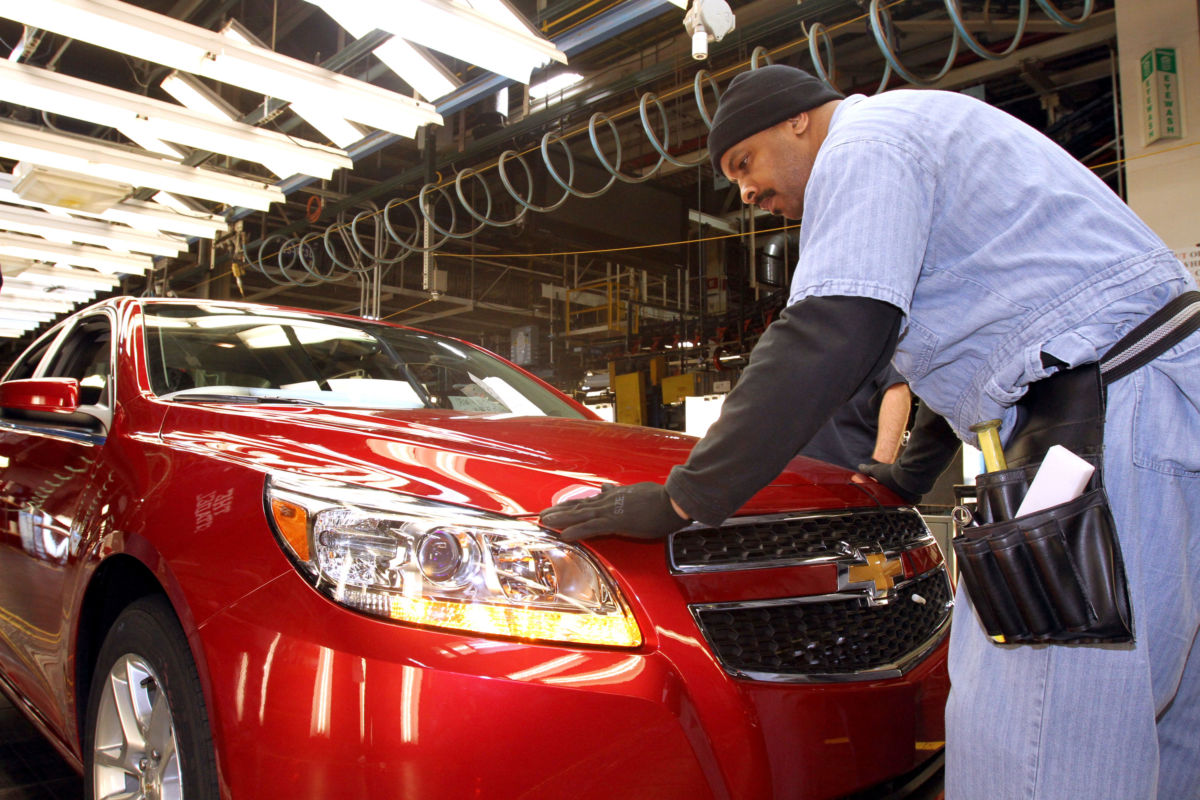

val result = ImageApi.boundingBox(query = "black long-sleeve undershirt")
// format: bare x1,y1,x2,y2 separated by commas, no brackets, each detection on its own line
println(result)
665,295,904,526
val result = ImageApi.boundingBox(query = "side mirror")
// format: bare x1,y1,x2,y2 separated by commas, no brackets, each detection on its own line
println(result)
0,378,82,414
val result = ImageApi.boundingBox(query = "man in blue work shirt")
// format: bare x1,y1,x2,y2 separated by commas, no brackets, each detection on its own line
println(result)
541,64,1200,798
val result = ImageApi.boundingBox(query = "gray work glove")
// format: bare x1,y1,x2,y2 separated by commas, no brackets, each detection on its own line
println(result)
539,482,689,542
857,461,922,504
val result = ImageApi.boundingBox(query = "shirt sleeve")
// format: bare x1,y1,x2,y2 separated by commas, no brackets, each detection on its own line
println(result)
788,136,935,313
666,295,902,526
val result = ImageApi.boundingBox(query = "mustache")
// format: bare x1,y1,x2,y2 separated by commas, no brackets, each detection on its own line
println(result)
755,189,776,208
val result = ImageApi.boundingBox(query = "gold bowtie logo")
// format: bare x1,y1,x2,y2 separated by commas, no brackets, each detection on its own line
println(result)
847,553,904,592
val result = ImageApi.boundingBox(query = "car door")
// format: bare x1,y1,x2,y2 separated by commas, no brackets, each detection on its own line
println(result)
0,311,112,734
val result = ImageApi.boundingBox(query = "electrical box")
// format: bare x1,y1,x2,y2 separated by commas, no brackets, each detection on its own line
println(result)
510,324,537,365
613,371,646,426
661,372,699,406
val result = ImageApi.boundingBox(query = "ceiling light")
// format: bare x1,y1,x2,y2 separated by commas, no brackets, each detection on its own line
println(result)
0,204,186,257
4,263,119,292
160,72,242,121
0,118,285,211
0,174,227,239
158,72,335,178
305,0,567,84
12,162,132,214
0,0,441,139
310,4,460,101
0,280,97,305
103,199,227,239
0,308,54,324
0,232,152,275
117,128,187,159
0,60,351,181
288,104,371,149
214,21,386,148
0,294,78,313
529,72,584,99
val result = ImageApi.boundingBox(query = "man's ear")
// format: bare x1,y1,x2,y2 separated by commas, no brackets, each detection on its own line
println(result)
787,112,810,136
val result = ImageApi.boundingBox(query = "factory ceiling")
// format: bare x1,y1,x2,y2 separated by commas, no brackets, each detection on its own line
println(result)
0,0,1118,362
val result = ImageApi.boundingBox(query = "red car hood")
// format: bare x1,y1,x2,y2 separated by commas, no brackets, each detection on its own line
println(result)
159,403,884,517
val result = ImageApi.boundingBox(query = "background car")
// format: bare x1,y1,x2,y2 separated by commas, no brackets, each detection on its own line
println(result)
0,297,950,799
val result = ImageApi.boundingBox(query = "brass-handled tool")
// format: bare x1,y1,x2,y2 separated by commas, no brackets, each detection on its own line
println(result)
970,418,1007,472
968,418,1009,644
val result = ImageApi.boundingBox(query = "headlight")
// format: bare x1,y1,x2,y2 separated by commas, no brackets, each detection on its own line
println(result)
265,475,642,648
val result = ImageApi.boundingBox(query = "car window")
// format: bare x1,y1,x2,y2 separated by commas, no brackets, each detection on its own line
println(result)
3,326,61,381
42,314,113,407
141,303,585,418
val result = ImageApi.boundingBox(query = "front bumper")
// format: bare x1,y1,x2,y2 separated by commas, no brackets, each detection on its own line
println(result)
196,552,948,800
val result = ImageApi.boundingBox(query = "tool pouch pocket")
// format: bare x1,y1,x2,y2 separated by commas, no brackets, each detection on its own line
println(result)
953,463,1132,643
951,363,1134,644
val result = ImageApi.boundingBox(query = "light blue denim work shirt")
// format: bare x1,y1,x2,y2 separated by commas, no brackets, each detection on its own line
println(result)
789,91,1195,444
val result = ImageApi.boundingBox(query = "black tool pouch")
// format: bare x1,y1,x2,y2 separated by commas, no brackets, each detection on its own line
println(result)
951,364,1134,644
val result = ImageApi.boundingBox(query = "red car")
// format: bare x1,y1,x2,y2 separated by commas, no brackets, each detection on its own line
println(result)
0,296,949,799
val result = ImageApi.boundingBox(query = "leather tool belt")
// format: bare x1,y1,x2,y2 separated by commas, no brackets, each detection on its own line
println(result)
952,290,1200,645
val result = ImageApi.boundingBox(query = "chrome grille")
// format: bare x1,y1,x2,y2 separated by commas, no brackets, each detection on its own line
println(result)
670,508,931,572
691,570,952,682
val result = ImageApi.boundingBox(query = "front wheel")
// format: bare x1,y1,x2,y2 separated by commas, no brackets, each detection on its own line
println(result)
84,595,219,800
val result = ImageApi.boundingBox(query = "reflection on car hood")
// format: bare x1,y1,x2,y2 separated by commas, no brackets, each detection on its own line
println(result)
159,403,876,517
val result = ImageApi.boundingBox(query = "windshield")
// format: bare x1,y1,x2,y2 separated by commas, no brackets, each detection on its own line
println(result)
141,302,585,418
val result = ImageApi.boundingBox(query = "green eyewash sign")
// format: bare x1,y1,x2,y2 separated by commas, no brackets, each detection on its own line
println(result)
1142,47,1182,144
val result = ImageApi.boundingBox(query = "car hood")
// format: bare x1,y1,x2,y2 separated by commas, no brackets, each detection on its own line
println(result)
158,403,883,517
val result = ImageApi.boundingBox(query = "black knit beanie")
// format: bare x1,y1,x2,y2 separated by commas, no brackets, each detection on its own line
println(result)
707,64,844,174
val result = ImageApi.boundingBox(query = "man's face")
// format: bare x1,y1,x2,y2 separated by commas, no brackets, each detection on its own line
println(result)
719,116,814,220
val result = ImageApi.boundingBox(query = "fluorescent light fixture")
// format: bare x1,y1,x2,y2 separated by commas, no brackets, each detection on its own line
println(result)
0,204,187,257
159,71,242,121
0,327,33,339
0,308,55,324
12,162,132,214
0,60,351,180
118,127,187,158
157,73,304,176
0,118,285,211
0,0,441,138
305,0,567,84
0,232,152,275
0,294,78,313
309,4,460,101
6,264,120,292
529,72,584,99
372,40,461,102
150,192,200,214
0,280,97,305
0,174,227,239
101,199,227,238
214,21,383,148
288,104,370,149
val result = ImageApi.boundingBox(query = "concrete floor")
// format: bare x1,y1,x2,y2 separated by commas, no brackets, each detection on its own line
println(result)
0,694,80,800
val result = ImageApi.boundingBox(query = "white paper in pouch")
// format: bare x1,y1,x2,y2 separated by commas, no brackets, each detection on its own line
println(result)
1014,444,1095,517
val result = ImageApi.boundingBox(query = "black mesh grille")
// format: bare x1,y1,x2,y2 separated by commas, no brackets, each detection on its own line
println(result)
692,570,952,678
671,508,930,570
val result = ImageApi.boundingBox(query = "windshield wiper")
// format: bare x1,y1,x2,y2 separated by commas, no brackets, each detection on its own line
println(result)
168,393,324,405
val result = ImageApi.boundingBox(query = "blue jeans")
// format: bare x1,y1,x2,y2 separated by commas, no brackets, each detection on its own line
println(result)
944,327,1200,799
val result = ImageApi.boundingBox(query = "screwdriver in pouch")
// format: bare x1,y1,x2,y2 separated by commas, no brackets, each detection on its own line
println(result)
970,418,1008,472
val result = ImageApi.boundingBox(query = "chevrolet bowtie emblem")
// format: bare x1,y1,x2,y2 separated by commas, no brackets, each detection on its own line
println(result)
846,553,904,592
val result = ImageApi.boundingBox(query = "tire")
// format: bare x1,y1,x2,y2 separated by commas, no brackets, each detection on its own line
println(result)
83,595,219,800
